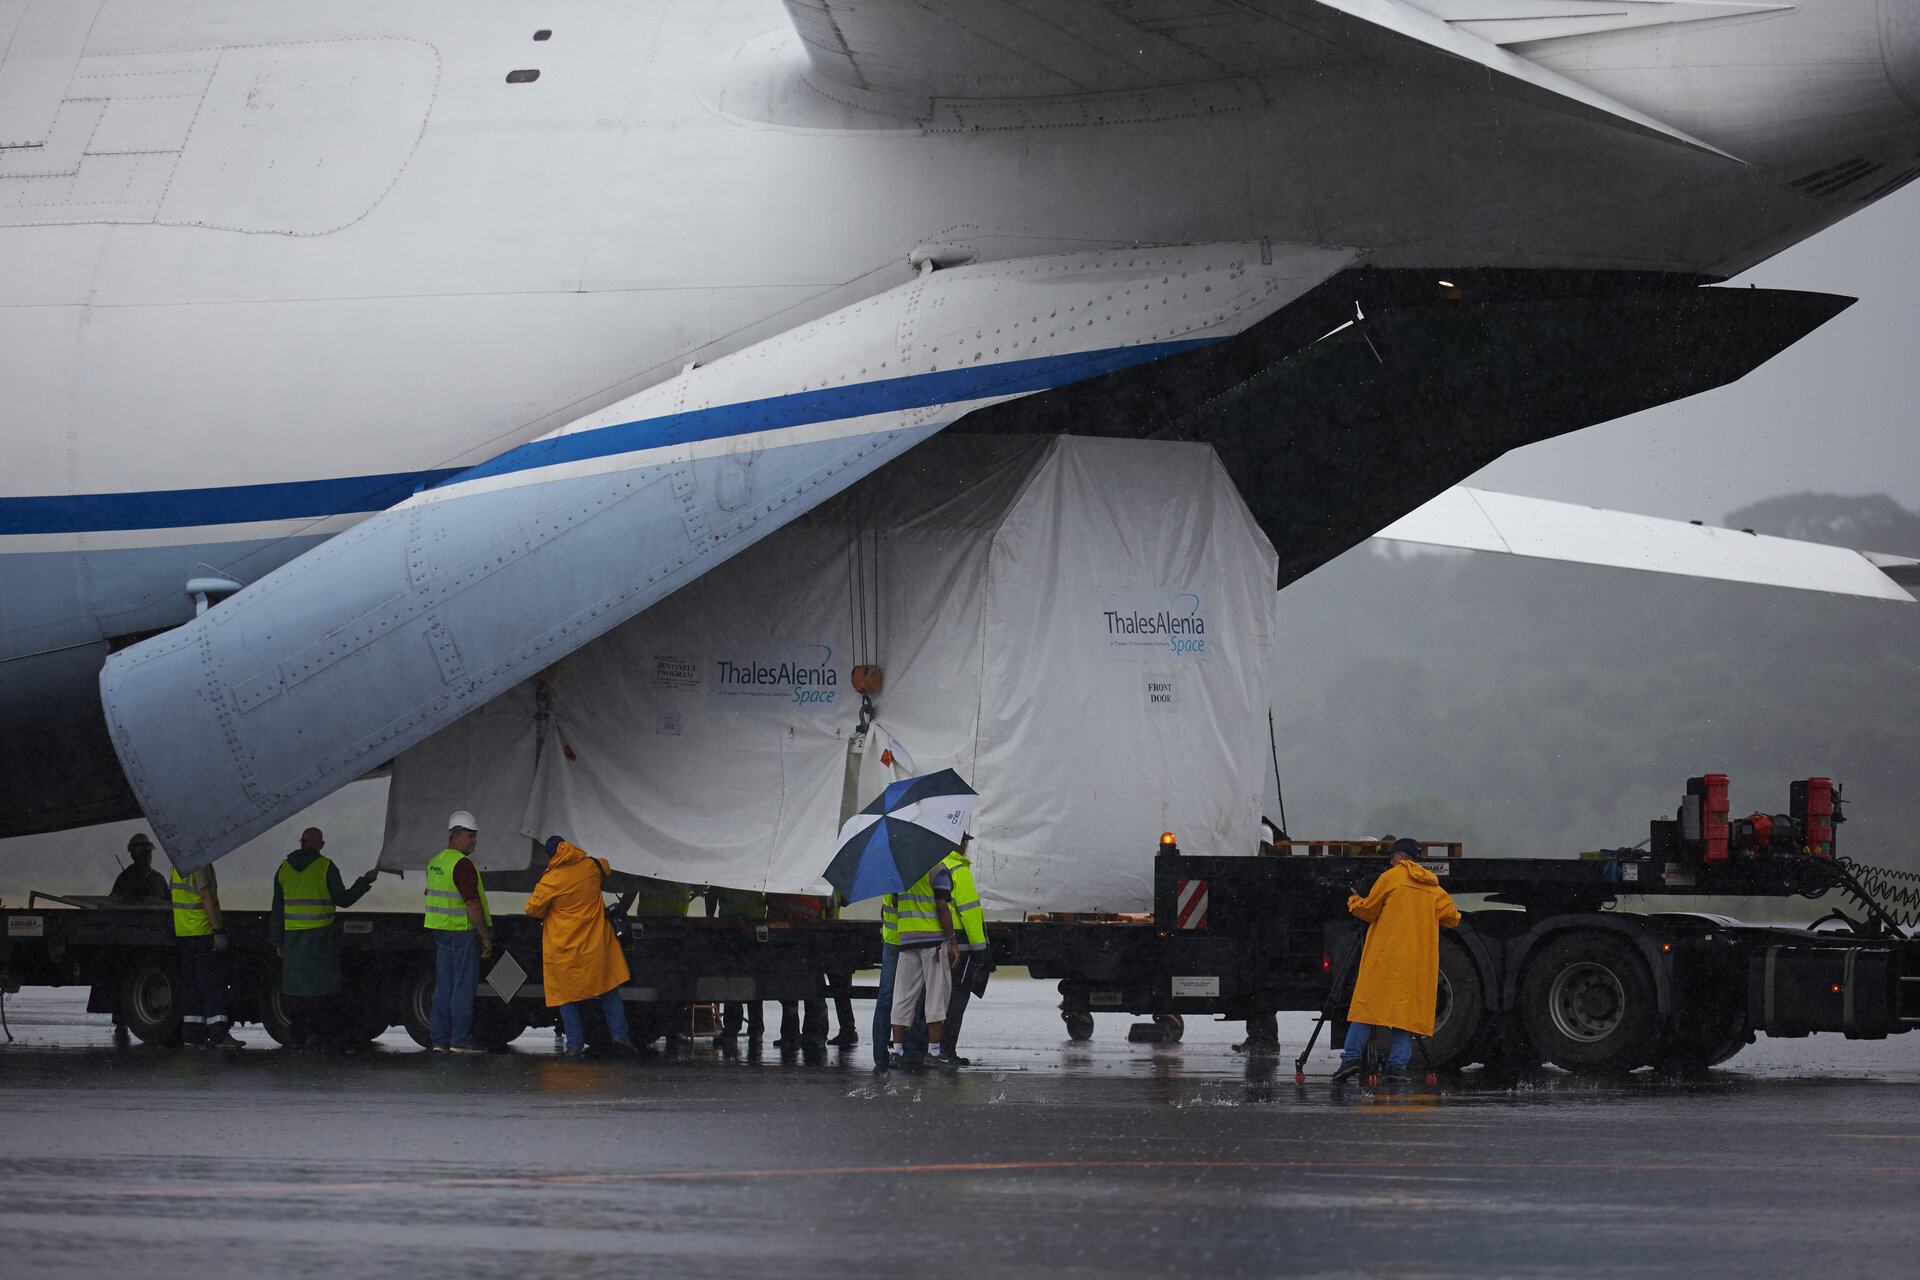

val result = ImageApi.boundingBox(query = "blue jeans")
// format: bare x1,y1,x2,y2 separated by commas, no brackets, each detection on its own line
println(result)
431,931,480,1049
871,943,927,1067
559,989,630,1053
1341,1021,1412,1070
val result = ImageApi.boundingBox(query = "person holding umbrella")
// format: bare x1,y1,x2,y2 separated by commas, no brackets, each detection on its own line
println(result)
824,768,979,1070
886,858,958,1068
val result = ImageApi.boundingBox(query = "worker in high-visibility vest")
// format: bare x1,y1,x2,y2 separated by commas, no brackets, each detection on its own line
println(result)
768,893,834,1049
936,835,991,1065
269,827,379,1051
170,853,244,1048
706,886,766,1047
886,857,959,1068
871,892,928,1068
629,876,694,918
624,875,695,1050
425,810,493,1053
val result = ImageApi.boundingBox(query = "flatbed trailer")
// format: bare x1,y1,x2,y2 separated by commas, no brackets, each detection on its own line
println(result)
0,896,879,1050
5,775,1915,1072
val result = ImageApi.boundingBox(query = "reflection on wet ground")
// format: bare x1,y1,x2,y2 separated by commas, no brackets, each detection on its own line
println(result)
3,979,1918,1278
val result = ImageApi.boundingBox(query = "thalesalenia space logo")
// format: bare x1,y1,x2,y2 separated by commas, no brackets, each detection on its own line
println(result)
1098,588,1210,662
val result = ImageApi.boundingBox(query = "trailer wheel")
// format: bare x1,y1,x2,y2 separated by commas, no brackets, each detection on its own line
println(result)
1152,1013,1184,1043
119,960,183,1045
259,975,295,1046
1062,1011,1095,1041
473,1001,527,1052
337,997,392,1047
402,970,435,1048
1423,937,1485,1071
1520,933,1657,1073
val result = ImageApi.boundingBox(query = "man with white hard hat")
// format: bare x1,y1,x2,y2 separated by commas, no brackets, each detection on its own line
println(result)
425,810,493,1053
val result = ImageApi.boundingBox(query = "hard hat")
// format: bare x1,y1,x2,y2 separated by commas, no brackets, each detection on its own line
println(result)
448,810,479,832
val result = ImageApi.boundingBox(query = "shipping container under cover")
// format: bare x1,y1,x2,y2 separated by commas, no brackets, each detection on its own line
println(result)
378,435,1279,913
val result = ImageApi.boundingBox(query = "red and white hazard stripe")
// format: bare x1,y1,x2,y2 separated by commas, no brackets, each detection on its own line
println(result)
1175,879,1209,930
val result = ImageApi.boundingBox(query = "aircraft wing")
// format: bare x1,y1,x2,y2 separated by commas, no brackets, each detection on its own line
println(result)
1375,487,1920,601
100,242,1355,870
779,0,1778,157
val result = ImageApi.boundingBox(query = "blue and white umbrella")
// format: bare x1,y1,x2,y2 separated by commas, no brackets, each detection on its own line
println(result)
824,769,978,904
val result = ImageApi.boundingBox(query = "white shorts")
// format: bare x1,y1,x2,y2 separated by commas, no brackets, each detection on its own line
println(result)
892,943,952,1025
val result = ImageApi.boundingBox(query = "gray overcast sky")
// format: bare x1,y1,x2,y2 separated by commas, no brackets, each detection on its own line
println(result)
1469,183,1920,524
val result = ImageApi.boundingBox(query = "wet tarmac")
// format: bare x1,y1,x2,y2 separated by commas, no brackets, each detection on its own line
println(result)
3,977,1918,1279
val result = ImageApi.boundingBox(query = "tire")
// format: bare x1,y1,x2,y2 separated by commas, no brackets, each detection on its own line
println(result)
1152,1013,1185,1042
1062,1010,1095,1041
1519,932,1658,1073
473,1000,527,1052
1422,937,1486,1071
402,969,520,1049
1668,989,1750,1074
259,974,294,1046
337,997,392,1047
118,959,182,1045
402,969,435,1048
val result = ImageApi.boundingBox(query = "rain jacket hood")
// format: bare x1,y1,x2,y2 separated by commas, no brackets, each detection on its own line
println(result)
1344,859,1461,1037
524,838,631,1007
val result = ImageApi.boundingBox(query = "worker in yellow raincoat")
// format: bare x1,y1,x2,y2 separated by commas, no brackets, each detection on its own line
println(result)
525,836,637,1059
1332,837,1461,1083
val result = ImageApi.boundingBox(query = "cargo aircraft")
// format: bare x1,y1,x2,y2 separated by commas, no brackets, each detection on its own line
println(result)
4,0,1920,865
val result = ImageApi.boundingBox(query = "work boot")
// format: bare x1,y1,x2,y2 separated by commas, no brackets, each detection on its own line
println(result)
1329,1059,1365,1084
827,1029,859,1047
205,1027,246,1049
1232,1039,1280,1055
112,1023,131,1048
610,1036,642,1058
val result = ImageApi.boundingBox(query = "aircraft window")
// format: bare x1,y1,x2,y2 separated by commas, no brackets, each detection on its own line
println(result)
534,30,552,40
506,69,541,83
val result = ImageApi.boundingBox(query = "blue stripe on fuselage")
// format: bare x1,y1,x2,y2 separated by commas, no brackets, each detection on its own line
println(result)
0,339,1210,536
443,340,1208,488
0,471,466,536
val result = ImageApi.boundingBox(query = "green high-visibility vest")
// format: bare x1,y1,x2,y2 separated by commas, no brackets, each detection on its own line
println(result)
630,877,692,917
709,887,765,919
276,855,336,932
171,866,212,937
425,848,490,931
943,851,988,951
891,867,947,945
880,896,899,947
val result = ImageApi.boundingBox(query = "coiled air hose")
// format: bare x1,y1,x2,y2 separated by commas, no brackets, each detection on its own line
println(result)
1833,856,1920,930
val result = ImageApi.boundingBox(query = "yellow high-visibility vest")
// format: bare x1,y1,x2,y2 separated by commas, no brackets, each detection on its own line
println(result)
891,867,947,945
425,848,490,931
171,866,212,937
942,851,988,951
276,856,336,932
630,877,692,917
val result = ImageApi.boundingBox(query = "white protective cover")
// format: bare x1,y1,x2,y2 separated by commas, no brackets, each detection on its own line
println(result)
379,435,1279,912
